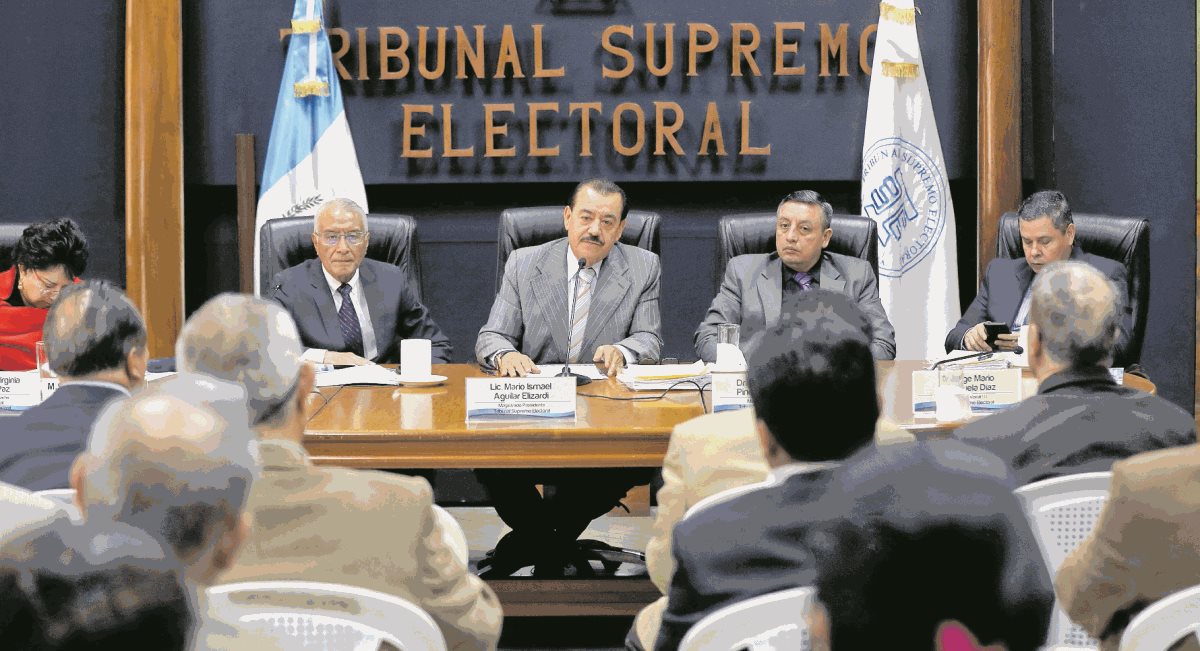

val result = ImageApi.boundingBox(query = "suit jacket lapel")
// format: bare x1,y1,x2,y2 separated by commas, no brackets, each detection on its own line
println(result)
756,257,783,329
359,261,392,361
819,253,846,293
1012,262,1035,323
308,261,345,349
529,240,570,358
582,244,633,353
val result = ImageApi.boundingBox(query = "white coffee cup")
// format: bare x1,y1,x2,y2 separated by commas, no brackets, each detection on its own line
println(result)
400,339,432,378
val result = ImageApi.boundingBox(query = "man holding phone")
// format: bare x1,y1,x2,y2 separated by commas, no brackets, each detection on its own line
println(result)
945,190,1132,363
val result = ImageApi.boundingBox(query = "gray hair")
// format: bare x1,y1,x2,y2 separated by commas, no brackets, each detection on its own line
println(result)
778,190,833,230
43,281,146,377
1017,190,1073,233
81,378,258,565
1029,261,1121,368
313,198,368,232
176,294,304,427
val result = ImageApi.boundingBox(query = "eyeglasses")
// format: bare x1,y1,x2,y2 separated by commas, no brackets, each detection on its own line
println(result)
316,231,367,247
27,268,71,298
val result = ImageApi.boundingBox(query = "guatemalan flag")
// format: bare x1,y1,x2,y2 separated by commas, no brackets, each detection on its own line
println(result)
256,0,368,294
860,0,960,360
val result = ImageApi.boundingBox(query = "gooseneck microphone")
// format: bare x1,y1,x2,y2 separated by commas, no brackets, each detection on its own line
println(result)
931,347,1024,370
557,257,592,386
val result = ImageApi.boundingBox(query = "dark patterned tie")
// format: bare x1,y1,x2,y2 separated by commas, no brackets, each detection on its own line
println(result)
793,270,814,291
337,283,364,357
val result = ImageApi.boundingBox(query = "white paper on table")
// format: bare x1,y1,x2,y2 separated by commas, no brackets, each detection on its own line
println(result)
314,364,400,387
146,371,178,382
527,364,608,381
617,361,710,391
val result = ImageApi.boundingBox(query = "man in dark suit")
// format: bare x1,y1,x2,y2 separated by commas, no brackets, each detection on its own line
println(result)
474,179,662,577
808,440,1052,651
654,290,880,650
954,261,1193,485
694,190,895,362
271,198,451,365
0,281,146,490
946,190,1133,364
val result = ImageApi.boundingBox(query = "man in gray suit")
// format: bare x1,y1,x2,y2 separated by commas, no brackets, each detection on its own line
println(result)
474,179,661,577
271,198,451,366
476,179,662,376
694,190,896,362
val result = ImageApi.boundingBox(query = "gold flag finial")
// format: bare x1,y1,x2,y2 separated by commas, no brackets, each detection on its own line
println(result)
880,2,916,24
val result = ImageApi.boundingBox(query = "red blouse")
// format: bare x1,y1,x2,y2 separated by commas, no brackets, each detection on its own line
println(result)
0,266,49,371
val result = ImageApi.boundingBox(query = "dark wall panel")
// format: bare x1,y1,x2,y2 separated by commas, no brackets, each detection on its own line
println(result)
0,2,125,284
1041,2,1196,410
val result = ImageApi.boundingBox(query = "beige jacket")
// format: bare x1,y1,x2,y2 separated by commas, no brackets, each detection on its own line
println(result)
219,440,502,651
632,409,911,649
1056,445,1200,651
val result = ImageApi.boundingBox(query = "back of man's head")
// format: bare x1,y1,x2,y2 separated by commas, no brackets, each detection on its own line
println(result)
73,380,257,583
810,440,1053,651
748,290,878,463
1029,261,1121,369
177,293,304,427
43,281,146,379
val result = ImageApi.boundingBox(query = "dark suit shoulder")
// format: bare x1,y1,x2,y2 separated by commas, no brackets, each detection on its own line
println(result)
1077,250,1125,278
983,256,1028,278
272,258,323,290
823,250,872,274
726,253,773,276
358,257,407,282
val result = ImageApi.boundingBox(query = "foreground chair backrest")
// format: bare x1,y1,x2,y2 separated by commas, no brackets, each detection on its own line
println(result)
1014,472,1113,649
207,580,447,651
679,586,815,651
1118,584,1200,651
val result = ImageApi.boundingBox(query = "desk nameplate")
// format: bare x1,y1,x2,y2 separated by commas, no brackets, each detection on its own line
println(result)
912,368,1023,414
465,377,576,421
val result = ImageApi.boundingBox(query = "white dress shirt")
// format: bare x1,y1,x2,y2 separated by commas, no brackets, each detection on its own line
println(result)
564,246,634,366
301,266,378,362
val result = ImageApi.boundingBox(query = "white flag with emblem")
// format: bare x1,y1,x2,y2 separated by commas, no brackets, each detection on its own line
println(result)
255,0,368,294
860,0,960,360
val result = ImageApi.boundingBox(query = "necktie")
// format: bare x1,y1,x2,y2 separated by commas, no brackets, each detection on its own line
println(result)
337,283,364,358
568,267,596,363
792,270,814,291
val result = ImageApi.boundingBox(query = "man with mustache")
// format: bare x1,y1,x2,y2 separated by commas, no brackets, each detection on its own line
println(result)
695,190,896,362
270,198,451,365
475,178,662,576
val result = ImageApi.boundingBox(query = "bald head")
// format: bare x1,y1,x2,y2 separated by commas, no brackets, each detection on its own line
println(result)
177,294,304,426
1029,261,1121,368
76,380,257,576
43,281,146,379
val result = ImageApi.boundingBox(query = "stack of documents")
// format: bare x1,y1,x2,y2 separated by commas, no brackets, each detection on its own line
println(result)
617,361,710,392
314,364,400,387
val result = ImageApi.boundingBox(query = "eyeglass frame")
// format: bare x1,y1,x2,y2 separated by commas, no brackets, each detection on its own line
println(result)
313,230,369,247
23,267,72,298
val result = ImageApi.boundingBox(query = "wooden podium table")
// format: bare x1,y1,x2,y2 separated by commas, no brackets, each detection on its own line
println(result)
302,361,1155,469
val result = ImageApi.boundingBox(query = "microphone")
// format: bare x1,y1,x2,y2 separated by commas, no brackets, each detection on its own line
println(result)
931,346,1024,370
557,257,592,386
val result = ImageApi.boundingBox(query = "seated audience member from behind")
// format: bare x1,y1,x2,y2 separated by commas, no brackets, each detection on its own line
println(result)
945,190,1133,364
0,281,147,491
67,382,257,588
653,290,880,651
178,294,502,651
0,532,192,651
808,442,1053,651
694,190,895,362
628,289,913,651
1056,447,1200,649
473,179,661,578
954,261,1193,485
270,198,452,366
0,218,89,371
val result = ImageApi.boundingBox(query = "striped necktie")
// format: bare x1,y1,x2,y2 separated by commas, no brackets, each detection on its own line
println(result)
568,267,597,363
337,283,364,358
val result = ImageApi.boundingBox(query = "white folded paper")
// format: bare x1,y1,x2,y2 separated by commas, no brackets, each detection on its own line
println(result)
618,361,709,391
314,364,400,387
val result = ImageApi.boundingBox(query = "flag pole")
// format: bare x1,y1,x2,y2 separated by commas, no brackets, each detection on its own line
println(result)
236,133,257,295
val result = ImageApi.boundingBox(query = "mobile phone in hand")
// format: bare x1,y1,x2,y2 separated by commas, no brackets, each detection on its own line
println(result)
983,321,1012,348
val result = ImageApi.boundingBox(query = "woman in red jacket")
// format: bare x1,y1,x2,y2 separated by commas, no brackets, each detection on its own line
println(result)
0,218,88,370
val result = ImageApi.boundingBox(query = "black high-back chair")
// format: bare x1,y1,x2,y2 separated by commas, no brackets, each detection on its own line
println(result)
494,207,662,292
996,211,1150,365
715,213,879,289
258,214,424,299
0,224,29,269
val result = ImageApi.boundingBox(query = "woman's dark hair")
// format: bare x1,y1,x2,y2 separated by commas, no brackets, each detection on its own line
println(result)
13,218,89,278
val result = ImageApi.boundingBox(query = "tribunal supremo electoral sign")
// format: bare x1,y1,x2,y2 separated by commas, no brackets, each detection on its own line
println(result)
465,377,576,420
